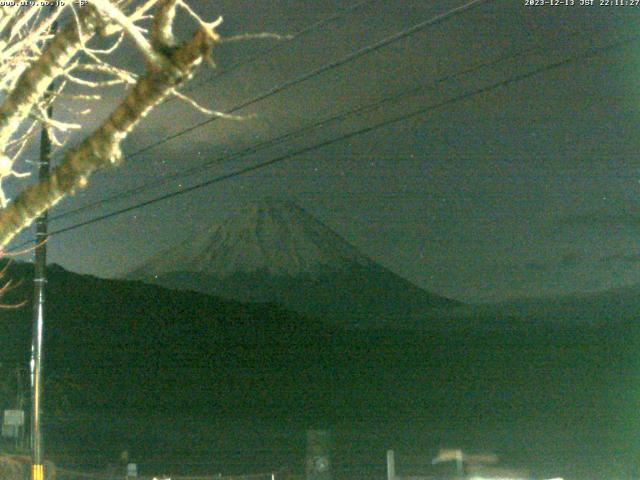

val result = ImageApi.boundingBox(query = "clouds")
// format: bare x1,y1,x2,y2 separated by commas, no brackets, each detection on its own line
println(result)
598,252,640,267
552,208,640,231
548,208,640,266
471,209,640,300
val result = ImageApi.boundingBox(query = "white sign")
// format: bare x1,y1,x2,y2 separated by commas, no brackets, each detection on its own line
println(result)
127,463,137,477
3,410,24,426
432,448,463,464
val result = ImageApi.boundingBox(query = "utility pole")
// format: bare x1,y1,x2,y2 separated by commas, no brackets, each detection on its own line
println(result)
31,15,56,480
30,96,51,480
31,97,51,480
30,104,50,480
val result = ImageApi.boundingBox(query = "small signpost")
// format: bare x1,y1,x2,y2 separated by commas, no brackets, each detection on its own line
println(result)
305,430,332,480
2,409,25,448
126,463,138,479
2,410,24,435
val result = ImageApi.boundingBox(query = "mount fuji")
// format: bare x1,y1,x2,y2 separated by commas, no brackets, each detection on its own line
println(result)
127,199,459,327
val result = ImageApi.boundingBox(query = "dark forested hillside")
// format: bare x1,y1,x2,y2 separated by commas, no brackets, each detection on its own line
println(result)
0,262,638,479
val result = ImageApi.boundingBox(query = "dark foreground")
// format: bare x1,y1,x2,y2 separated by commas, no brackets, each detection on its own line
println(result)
0,263,637,480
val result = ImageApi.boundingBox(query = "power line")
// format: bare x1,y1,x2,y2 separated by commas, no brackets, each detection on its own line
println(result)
52,93,419,221
165,0,379,100
27,34,635,245
35,0,492,230
50,27,588,223
50,0,498,221
123,0,492,160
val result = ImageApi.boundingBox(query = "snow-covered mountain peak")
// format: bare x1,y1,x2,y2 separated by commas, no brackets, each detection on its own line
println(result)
132,198,373,278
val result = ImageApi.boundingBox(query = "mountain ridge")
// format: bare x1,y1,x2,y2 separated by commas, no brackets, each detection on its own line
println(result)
128,198,459,327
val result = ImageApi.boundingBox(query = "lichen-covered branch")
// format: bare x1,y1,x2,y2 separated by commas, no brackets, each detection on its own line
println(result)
90,0,165,67
0,5,105,151
151,0,177,50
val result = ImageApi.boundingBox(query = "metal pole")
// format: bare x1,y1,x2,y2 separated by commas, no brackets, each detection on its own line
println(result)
455,450,463,478
31,17,55,480
30,110,50,480
386,450,395,480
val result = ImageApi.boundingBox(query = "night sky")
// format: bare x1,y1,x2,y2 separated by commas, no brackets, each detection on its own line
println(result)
8,0,640,302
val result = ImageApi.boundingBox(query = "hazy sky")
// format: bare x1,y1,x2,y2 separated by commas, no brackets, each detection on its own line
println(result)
8,0,640,302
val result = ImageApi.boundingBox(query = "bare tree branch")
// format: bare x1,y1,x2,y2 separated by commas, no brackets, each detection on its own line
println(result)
90,0,165,67
0,5,106,151
0,19,220,248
